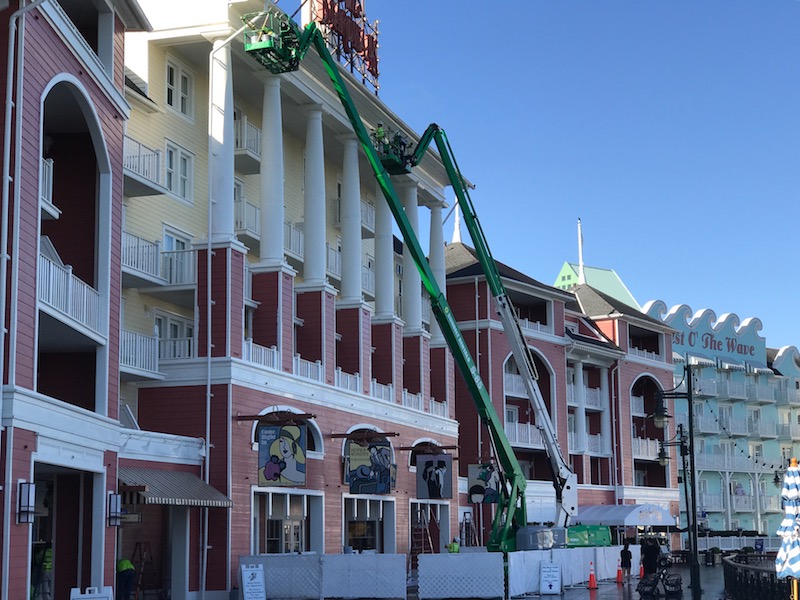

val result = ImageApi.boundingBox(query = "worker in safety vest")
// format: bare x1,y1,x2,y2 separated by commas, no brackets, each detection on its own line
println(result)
116,558,136,600
447,537,460,553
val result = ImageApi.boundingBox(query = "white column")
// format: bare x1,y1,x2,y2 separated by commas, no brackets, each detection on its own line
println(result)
374,180,394,319
400,182,422,333
209,40,235,242
339,136,362,302
600,367,610,454
303,105,326,285
428,203,445,345
260,76,284,265
575,360,587,453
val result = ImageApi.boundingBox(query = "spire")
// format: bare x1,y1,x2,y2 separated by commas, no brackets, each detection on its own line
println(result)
452,204,462,244
577,218,586,285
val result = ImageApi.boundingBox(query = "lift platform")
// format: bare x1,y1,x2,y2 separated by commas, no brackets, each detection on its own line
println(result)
242,11,301,74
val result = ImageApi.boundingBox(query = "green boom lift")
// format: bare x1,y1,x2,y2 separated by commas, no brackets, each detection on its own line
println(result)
242,8,577,552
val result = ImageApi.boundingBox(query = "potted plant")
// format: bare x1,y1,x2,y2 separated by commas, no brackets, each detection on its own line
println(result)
706,546,722,566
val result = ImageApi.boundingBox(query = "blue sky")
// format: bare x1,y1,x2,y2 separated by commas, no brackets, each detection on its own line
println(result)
369,1,800,350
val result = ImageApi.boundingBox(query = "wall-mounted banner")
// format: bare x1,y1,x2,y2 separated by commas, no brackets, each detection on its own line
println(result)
344,438,395,494
468,463,501,504
416,454,452,499
258,424,307,486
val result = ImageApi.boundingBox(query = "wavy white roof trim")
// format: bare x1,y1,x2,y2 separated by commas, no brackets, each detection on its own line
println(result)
643,300,764,342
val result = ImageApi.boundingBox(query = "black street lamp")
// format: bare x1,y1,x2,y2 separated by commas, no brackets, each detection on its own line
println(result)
654,363,701,600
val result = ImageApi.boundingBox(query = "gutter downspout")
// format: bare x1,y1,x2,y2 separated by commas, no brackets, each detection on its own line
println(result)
610,363,620,506
2,1,49,597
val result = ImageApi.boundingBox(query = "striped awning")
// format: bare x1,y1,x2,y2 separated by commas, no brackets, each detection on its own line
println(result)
717,357,746,371
118,466,232,508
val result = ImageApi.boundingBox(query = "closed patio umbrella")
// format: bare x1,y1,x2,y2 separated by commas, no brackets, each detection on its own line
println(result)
776,458,800,599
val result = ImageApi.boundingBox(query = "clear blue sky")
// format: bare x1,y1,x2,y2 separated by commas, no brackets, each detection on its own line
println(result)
370,1,800,350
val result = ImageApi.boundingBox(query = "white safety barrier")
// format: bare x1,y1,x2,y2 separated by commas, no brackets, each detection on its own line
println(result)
417,552,505,599
69,587,113,600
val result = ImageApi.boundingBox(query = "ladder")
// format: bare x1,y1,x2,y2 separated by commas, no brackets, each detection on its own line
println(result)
131,541,155,600
461,512,480,547
408,505,435,571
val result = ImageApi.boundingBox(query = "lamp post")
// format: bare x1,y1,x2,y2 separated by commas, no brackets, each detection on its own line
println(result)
654,363,701,600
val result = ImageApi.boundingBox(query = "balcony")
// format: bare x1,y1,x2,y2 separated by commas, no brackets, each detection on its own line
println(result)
293,355,324,382
504,422,545,449
777,387,800,407
370,380,394,402
694,379,718,398
120,330,162,381
698,493,724,512
159,337,194,360
747,383,778,404
233,117,262,174
631,395,646,416
694,414,720,435
629,346,662,362
123,135,167,197
518,319,553,336
632,437,661,460
504,372,528,398
694,452,773,472
326,244,341,279
718,381,748,400
761,494,782,512
242,339,280,370
779,423,800,440
587,433,606,454
38,253,100,335
234,198,261,249
747,419,778,438
284,221,304,264
720,416,749,437
121,232,161,288
402,389,423,411
429,398,448,418
566,384,603,409
362,264,375,298
334,368,361,393
121,232,196,308
40,157,60,220
334,199,376,238
731,494,755,512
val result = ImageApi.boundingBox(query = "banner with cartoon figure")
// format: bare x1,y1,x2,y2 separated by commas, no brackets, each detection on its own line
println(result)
416,454,453,499
468,463,501,504
344,439,395,494
258,424,307,486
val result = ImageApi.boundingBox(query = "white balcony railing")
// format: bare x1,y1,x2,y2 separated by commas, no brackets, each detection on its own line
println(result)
361,200,375,230
293,355,324,382
429,398,448,418
284,222,304,257
587,433,605,453
760,495,782,512
629,346,661,361
123,135,162,185
402,389,423,411
732,494,755,512
694,414,720,434
335,368,361,392
120,330,159,373
504,422,545,448
326,244,341,278
370,380,394,403
747,384,778,403
779,423,800,439
504,372,528,397
234,199,261,235
631,437,661,460
242,339,279,370
362,265,375,295
233,117,262,156
159,337,194,360
38,253,100,333
40,157,54,206
720,416,749,436
698,493,724,512
121,232,161,278
694,379,717,396
694,452,773,472
631,395,645,415
585,387,602,409
161,250,196,285
518,319,553,335
748,419,777,437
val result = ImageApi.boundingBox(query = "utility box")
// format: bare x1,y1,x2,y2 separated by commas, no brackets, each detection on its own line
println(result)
566,525,612,547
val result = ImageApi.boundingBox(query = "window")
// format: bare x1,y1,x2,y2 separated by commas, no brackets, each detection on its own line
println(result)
165,143,193,201
506,405,519,424
166,59,193,117
154,313,194,359
162,229,192,284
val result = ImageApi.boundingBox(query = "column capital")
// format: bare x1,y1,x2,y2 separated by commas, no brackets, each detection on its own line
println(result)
303,103,324,116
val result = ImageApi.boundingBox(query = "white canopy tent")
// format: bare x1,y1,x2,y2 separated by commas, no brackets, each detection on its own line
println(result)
575,504,676,527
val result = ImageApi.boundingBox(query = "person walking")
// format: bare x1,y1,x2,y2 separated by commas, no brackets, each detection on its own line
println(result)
641,539,660,575
620,542,632,584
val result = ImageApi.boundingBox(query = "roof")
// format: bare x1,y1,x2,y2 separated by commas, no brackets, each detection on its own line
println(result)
573,284,665,328
576,504,675,527
562,263,641,310
118,466,232,508
444,242,569,298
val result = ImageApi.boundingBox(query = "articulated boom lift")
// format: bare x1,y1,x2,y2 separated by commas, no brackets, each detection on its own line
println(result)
242,9,576,550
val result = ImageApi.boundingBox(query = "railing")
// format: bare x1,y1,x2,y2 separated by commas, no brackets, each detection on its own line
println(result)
362,265,375,295
518,319,553,335
698,492,724,511
334,368,361,392
159,337,193,360
370,380,394,402
429,398,448,418
694,414,720,434
695,379,718,396
421,296,431,324
629,346,661,361
631,395,645,415
720,380,748,399
760,494,782,511
40,157,54,206
38,254,100,333
505,372,528,397
777,387,800,406
121,232,161,278
161,250,196,285
234,199,261,235
720,416,750,436
731,494,754,511
233,117,262,156
747,419,777,437
631,437,661,460
242,339,279,370
779,423,800,439
326,244,341,277
402,389,423,411
504,422,544,448
694,452,773,473
284,221,304,257
361,200,375,230
293,355,324,382
585,387,602,408
123,135,163,185
747,384,778,403
723,553,792,600
120,330,159,373
587,433,605,453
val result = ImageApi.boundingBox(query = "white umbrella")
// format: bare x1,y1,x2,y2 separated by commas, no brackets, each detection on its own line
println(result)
776,458,800,599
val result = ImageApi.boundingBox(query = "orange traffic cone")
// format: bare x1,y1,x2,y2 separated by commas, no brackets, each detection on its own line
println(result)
588,561,598,590
616,559,623,585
